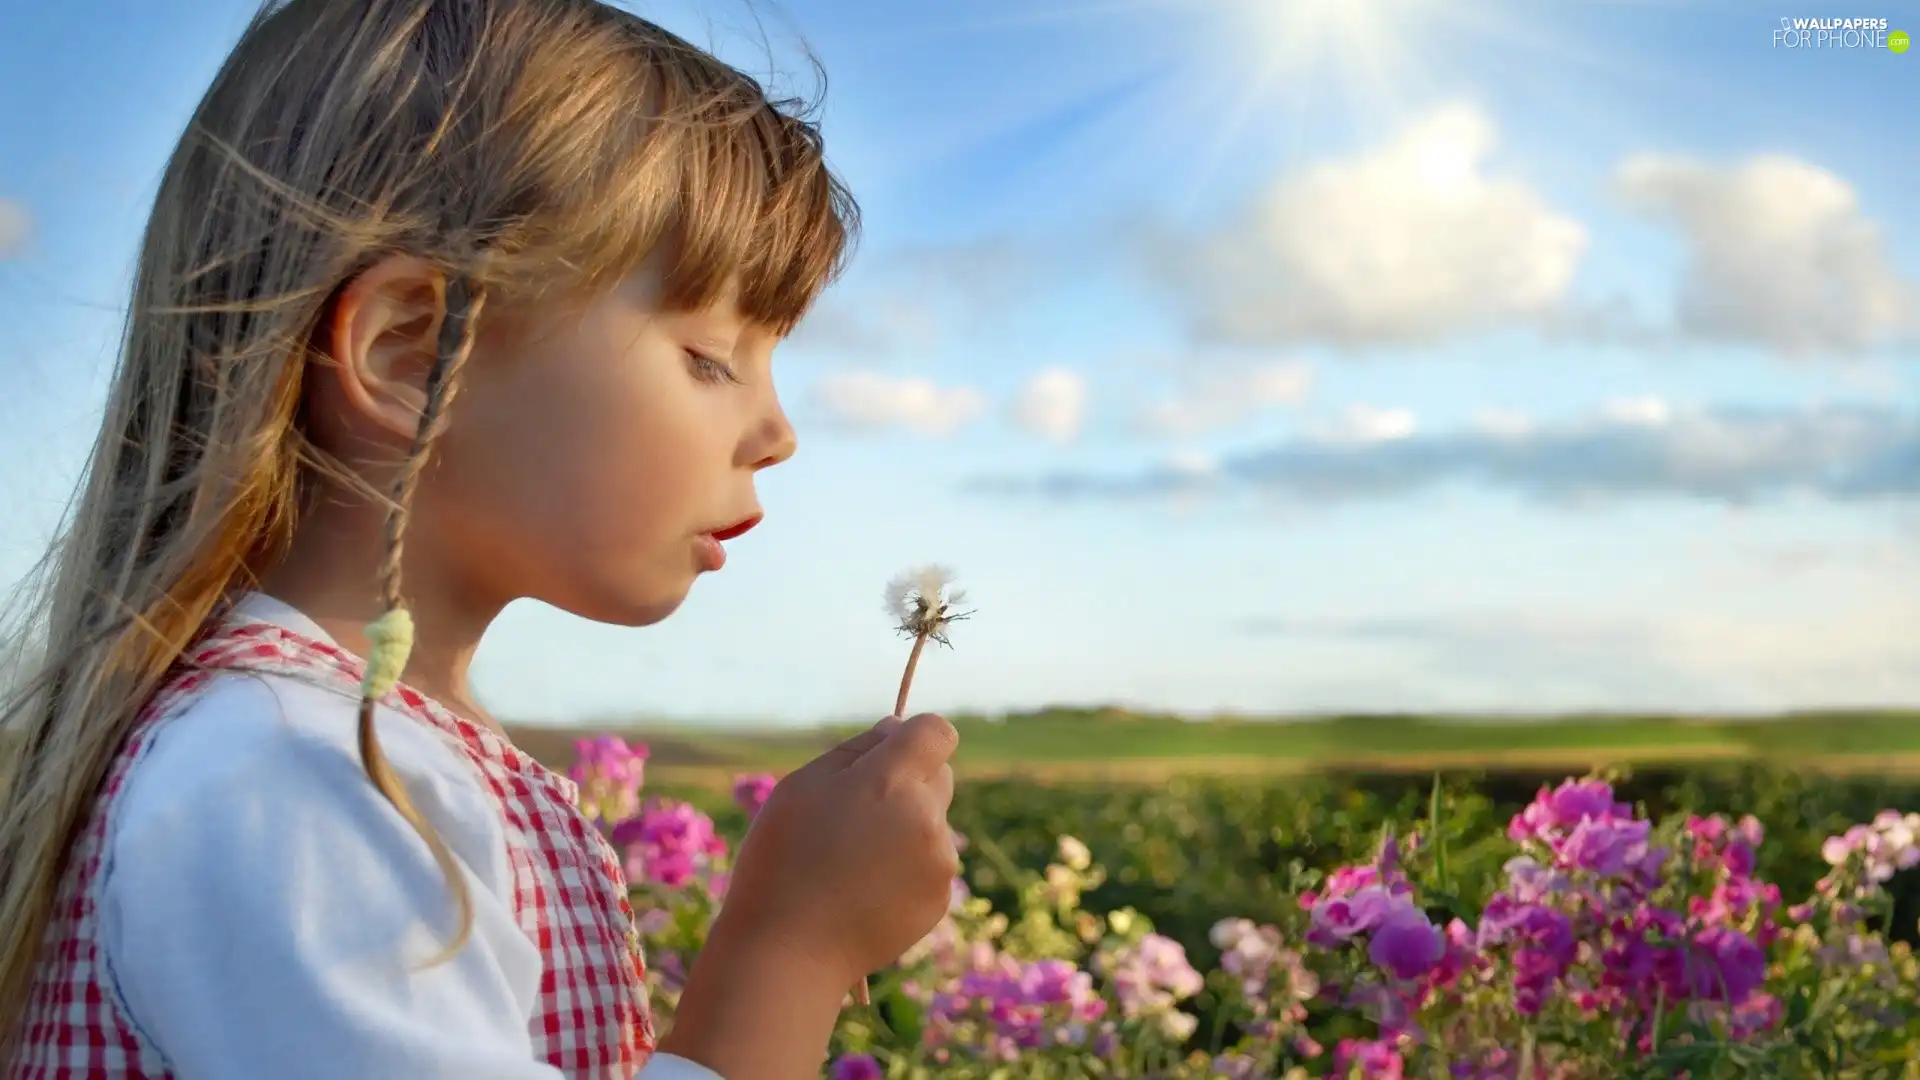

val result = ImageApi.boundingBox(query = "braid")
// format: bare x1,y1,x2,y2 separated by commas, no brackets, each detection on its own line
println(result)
355,276,487,968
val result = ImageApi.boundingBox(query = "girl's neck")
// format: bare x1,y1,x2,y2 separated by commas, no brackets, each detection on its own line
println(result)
254,499,509,734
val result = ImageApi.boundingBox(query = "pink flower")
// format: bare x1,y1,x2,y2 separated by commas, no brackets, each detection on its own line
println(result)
1101,934,1203,1017
730,772,778,819
1424,918,1480,990
611,799,726,890
1333,1038,1405,1080
569,735,648,823
1509,779,1632,844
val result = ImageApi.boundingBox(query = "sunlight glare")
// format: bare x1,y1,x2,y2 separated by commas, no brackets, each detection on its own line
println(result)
1226,0,1436,103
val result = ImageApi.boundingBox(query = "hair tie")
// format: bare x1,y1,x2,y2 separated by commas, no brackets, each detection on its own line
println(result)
361,607,415,700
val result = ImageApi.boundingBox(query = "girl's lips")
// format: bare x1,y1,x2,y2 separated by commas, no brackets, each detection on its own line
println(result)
709,514,762,543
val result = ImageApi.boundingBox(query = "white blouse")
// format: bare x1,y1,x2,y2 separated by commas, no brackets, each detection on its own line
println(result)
97,593,724,1080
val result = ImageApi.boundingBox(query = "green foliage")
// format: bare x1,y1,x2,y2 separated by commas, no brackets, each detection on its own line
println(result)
617,756,1920,1077
947,765,1920,961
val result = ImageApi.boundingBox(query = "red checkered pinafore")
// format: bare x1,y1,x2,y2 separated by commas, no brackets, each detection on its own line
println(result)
9,617,656,1079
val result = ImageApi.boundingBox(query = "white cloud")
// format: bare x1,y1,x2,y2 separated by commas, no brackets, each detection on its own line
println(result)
1473,407,1534,439
1599,395,1673,426
1161,104,1587,348
1010,368,1087,443
1136,361,1314,436
1324,404,1418,443
0,199,29,259
1614,153,1915,355
811,371,985,436
1164,449,1217,477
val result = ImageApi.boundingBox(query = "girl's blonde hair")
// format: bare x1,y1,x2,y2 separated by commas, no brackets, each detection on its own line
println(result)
0,0,855,1051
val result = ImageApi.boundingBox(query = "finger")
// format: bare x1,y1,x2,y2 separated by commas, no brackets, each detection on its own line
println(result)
812,715,904,773
927,761,955,814
856,712,958,783
930,765,960,877
940,829,964,879
839,714,905,757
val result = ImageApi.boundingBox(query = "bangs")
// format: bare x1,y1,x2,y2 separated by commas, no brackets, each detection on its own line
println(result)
662,101,856,335
508,57,857,337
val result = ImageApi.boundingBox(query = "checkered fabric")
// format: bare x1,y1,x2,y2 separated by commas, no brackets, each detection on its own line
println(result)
9,617,655,1078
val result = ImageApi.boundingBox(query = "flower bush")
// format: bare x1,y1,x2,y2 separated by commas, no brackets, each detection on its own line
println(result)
570,740,1920,1079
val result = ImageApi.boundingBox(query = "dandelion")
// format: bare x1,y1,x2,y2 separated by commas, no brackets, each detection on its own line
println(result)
884,564,973,719
852,565,974,1009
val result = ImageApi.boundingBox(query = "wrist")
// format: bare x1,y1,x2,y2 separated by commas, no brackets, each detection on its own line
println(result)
658,911,851,1079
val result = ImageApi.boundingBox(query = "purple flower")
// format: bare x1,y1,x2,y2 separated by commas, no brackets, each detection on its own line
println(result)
1679,926,1766,1004
1722,840,1756,878
1479,895,1577,1012
1369,905,1445,981
1561,817,1652,878
829,1053,883,1080
1310,884,1401,944
730,772,778,819
1501,856,1568,903
924,955,1109,1060
651,951,687,994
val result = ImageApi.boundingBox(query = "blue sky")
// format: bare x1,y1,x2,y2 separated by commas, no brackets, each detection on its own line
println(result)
0,0,1916,726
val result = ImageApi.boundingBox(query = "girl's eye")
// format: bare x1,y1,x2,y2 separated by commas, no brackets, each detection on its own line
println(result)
686,350,742,385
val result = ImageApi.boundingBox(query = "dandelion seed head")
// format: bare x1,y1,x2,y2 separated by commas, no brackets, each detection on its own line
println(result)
884,564,972,644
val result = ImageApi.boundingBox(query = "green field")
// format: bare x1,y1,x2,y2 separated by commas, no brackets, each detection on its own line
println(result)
503,706,1920,786
8,707,1919,796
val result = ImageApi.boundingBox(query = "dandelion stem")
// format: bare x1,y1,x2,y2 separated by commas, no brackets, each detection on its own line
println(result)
895,632,929,717
853,632,935,1011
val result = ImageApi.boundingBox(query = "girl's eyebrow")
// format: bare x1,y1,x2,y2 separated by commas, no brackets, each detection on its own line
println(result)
679,308,749,353
684,329,740,358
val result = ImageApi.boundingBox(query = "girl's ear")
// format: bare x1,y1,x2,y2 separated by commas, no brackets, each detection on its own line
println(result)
322,254,453,441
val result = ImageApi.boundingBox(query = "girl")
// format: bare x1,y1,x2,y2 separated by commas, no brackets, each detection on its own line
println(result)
0,1,963,1078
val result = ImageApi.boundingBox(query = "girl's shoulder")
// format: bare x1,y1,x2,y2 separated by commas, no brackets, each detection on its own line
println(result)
71,673,569,1080
109,667,513,889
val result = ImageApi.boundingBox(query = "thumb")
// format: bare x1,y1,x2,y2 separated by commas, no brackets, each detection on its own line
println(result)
854,712,958,783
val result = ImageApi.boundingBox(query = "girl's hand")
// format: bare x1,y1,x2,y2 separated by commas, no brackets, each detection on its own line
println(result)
723,712,960,985
658,714,959,1079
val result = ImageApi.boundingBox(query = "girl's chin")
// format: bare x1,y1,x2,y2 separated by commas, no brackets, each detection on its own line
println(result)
538,576,692,630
